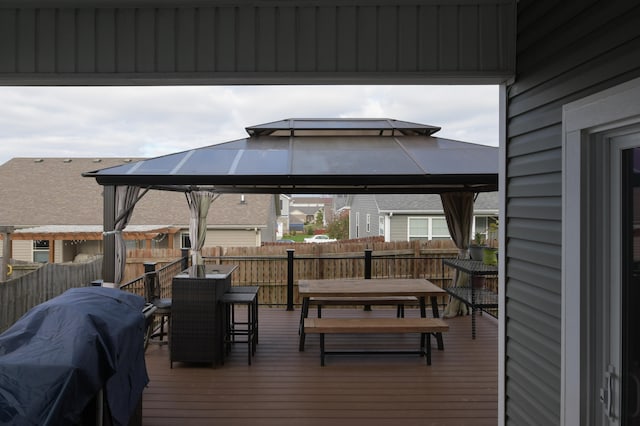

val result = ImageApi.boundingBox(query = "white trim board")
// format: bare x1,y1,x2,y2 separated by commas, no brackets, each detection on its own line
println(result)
561,77,640,425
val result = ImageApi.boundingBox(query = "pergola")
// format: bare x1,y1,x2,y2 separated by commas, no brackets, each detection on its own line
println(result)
83,118,498,289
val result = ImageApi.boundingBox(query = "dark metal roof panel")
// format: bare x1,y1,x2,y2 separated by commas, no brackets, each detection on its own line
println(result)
84,122,498,194
290,136,425,175
400,137,498,175
246,118,441,136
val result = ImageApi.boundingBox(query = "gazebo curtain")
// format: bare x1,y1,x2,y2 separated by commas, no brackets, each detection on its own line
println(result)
186,191,220,265
441,191,475,318
113,186,141,285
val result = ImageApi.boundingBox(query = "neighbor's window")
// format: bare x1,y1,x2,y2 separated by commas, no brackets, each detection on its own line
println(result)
474,216,488,235
378,216,385,236
33,240,49,263
366,214,371,233
408,217,429,240
473,216,498,238
431,217,451,240
408,217,451,241
181,232,191,249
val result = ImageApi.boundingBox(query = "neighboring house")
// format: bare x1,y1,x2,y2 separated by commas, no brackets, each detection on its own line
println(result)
0,158,278,263
288,196,334,232
1,1,639,424
276,194,291,239
348,193,498,242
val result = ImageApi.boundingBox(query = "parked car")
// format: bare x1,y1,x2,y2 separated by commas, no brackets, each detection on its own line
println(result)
304,234,337,243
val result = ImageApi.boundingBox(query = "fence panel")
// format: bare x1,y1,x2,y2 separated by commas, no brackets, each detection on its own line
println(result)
0,258,103,333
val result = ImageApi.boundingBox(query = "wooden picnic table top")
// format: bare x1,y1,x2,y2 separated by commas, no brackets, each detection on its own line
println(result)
298,278,445,298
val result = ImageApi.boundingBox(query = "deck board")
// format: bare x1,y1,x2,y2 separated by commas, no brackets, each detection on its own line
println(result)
142,307,498,426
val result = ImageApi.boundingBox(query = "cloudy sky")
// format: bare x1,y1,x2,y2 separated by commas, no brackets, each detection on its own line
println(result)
0,85,498,166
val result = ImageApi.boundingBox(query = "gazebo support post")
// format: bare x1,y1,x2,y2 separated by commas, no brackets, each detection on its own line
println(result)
102,185,117,286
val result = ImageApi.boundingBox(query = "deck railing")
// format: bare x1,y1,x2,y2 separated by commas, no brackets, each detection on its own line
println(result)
121,248,459,310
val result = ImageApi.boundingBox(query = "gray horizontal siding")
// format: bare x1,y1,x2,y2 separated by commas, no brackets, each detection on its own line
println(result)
0,1,515,84
505,0,640,424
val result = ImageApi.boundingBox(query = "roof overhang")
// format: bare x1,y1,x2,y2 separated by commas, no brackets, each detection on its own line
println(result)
7,225,181,241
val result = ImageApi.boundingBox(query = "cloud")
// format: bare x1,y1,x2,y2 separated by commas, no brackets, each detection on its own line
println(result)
0,85,498,165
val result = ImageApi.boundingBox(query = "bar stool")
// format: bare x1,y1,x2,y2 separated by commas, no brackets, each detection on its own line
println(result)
143,271,171,350
227,286,259,343
221,291,258,365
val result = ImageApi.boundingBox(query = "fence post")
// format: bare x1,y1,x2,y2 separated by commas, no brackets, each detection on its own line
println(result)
286,249,295,311
180,248,189,271
363,249,372,311
143,262,157,301
364,249,372,279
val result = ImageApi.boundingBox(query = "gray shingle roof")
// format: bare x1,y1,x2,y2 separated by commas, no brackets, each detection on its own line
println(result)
0,158,274,229
374,192,498,213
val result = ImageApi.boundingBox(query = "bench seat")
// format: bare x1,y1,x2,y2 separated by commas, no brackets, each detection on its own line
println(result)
307,296,420,320
309,296,419,305
303,317,449,366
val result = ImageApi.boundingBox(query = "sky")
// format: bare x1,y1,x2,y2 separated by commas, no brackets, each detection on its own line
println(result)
0,85,498,166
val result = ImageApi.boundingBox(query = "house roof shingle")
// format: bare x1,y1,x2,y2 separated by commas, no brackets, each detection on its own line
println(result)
373,192,498,213
0,158,274,229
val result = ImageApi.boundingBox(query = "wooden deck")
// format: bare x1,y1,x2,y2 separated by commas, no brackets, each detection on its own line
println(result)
142,306,498,426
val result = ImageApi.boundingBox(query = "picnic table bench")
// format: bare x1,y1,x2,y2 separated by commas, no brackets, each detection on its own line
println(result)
298,278,447,352
307,295,420,318
303,317,449,366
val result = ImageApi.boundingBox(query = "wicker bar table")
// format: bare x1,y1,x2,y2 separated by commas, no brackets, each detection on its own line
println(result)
170,264,237,368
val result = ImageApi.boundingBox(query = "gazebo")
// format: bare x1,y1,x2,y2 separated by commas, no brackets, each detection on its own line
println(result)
83,117,498,291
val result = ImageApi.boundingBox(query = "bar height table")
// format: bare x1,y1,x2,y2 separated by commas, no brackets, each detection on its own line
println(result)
170,264,237,367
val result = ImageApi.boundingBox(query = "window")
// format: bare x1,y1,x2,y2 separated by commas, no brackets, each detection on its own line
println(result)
473,216,498,241
431,217,451,240
379,216,385,236
366,214,371,233
355,212,360,238
408,217,429,240
33,240,49,263
474,216,488,235
408,217,452,241
181,232,191,249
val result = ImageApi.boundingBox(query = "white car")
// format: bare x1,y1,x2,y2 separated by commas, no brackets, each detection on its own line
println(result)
304,234,337,243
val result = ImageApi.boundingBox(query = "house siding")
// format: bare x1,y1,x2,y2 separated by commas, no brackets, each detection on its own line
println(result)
506,1,640,423
12,240,31,263
348,194,379,239
204,229,261,248
0,1,514,85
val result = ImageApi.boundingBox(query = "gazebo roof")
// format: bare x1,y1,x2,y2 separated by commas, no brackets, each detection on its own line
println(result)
83,118,498,194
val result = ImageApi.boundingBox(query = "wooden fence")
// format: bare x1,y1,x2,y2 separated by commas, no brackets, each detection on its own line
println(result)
0,240,479,332
122,240,459,282
0,258,103,333
123,240,461,309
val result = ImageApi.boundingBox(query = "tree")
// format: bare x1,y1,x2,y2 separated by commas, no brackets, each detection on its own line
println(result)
326,211,349,240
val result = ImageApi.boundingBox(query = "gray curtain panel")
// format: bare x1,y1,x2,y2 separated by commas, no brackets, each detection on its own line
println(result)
186,191,220,265
441,192,474,318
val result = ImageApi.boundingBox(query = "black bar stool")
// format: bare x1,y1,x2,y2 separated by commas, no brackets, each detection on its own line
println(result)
221,291,258,365
226,286,259,343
